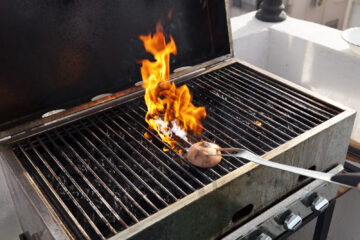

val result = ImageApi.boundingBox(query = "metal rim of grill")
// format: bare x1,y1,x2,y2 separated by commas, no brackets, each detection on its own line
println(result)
11,62,342,239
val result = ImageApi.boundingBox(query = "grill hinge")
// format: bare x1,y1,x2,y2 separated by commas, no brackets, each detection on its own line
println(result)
0,130,27,143
0,135,12,143
205,57,234,70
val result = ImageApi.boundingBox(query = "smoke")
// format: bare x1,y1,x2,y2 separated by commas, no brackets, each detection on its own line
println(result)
154,118,189,142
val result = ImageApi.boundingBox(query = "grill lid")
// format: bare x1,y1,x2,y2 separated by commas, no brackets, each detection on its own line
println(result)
0,0,231,131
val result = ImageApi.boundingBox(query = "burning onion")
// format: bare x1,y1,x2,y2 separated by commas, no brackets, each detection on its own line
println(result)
139,23,206,152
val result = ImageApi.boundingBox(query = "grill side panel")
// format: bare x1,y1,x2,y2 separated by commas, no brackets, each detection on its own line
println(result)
0,147,70,240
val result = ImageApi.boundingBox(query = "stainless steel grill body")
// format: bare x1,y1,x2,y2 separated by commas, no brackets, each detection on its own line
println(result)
0,60,355,240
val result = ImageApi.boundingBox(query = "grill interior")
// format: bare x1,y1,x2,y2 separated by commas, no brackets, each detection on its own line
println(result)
11,62,342,239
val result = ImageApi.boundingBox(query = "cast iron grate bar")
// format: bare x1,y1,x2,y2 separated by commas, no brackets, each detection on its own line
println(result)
189,80,300,139
108,109,213,188
218,69,326,123
64,124,153,218
79,119,165,211
48,131,127,232
95,113,186,199
60,126,143,223
228,64,340,116
16,144,94,240
192,94,291,143
197,76,308,133
127,105,222,182
192,99,282,148
133,105,228,177
11,62,342,239
113,108,207,188
211,71,321,127
207,72,316,129
39,134,118,237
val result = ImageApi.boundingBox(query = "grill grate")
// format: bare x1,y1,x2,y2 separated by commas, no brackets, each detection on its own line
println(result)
11,62,342,239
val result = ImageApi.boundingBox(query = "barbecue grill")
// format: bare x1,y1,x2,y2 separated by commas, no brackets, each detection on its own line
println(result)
0,1,356,240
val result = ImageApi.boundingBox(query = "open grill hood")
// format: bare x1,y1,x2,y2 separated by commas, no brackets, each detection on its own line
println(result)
0,0,231,134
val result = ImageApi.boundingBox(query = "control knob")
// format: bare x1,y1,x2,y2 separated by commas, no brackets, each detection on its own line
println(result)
255,233,272,240
284,213,302,231
311,196,329,213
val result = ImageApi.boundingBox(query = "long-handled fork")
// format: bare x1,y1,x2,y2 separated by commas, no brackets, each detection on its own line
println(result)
210,148,360,189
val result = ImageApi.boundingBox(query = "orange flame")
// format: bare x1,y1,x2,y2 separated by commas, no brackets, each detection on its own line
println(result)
139,24,206,150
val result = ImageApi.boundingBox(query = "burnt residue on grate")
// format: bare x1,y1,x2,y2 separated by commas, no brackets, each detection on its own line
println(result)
11,62,342,239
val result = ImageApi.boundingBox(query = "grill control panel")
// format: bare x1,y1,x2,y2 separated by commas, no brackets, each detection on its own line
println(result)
222,165,341,240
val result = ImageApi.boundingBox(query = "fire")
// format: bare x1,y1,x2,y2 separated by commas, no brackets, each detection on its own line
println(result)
255,121,262,127
139,24,206,151
144,132,152,142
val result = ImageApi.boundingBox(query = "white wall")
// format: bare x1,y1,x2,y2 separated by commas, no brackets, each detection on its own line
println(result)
231,13,360,142
287,0,348,29
231,12,360,240
349,1,360,27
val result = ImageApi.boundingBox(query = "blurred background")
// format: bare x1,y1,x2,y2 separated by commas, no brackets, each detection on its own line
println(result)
230,0,360,29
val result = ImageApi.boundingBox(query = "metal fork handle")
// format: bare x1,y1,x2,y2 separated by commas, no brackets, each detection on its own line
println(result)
218,149,360,189
217,147,242,152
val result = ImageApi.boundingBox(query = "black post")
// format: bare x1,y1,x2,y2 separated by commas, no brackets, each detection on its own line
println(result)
255,0,287,22
313,200,336,240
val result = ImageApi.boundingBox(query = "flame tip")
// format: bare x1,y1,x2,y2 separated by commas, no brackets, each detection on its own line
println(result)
140,25,206,153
